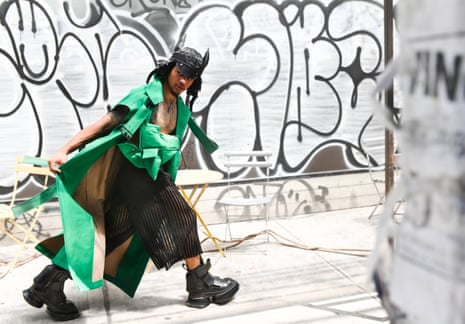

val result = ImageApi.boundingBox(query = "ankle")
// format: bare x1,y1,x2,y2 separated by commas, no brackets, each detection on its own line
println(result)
185,256,202,271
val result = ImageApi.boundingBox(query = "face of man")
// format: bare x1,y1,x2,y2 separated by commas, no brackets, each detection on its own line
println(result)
166,65,195,96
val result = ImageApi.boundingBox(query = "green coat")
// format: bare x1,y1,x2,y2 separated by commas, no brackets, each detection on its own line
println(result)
13,78,218,297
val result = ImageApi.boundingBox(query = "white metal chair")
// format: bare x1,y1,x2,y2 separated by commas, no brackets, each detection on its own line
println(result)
0,156,51,276
218,151,274,249
363,136,403,219
362,136,386,218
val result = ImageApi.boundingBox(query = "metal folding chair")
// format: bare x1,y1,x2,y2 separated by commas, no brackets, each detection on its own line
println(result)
218,151,274,250
0,156,51,276
362,133,404,220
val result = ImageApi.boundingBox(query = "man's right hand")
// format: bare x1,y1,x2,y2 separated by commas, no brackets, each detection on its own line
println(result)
48,151,68,173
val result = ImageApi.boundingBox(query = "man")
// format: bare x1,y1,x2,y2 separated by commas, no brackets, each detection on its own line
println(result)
21,47,239,321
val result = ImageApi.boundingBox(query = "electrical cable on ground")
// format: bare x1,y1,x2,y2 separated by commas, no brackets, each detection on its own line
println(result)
200,228,380,304
0,252,41,279
314,250,380,302
1,229,371,278
200,229,371,257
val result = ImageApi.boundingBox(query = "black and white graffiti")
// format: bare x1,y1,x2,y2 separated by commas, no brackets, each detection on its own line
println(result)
0,0,386,199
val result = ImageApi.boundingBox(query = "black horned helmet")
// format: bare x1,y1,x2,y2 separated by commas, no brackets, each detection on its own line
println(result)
146,45,209,109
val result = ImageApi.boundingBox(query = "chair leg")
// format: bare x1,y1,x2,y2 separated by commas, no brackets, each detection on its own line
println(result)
0,208,42,275
368,178,385,219
263,204,269,255
223,206,233,242
368,194,385,219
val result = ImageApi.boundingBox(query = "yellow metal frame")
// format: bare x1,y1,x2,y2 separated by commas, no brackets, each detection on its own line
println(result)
0,156,51,276
177,183,225,257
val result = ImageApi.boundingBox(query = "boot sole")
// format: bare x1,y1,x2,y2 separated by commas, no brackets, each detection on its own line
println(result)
46,308,80,321
186,297,211,309
187,281,240,308
213,281,240,305
23,288,80,321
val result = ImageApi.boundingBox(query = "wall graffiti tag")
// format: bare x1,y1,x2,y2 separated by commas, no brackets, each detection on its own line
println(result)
213,178,331,218
0,0,386,200
175,0,385,179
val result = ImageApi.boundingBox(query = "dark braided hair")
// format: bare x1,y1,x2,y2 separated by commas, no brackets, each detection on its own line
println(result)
146,47,208,110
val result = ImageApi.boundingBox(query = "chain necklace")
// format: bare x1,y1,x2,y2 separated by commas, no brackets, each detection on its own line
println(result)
166,100,175,113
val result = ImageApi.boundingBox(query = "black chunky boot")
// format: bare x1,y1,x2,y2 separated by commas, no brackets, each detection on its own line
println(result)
22,264,80,321
186,259,239,308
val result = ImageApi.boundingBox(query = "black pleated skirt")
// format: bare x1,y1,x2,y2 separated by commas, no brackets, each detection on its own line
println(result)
104,157,202,270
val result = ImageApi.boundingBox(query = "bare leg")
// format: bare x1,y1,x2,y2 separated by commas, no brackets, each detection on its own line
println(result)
185,255,201,270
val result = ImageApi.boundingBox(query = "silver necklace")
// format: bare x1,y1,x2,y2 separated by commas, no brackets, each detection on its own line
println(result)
166,100,175,113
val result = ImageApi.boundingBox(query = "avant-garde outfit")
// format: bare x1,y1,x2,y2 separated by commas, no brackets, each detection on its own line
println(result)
15,77,217,295
17,74,237,320
52,77,220,295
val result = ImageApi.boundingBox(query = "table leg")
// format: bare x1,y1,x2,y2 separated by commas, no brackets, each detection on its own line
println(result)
178,185,225,257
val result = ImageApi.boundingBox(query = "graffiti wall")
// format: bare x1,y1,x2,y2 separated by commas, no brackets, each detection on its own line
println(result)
0,0,387,199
